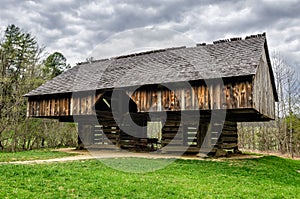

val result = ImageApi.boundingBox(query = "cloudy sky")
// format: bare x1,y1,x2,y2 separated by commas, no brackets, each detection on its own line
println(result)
0,0,299,74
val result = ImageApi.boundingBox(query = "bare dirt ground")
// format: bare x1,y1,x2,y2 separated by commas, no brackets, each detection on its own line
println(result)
3,148,298,165
4,148,261,165
56,148,268,162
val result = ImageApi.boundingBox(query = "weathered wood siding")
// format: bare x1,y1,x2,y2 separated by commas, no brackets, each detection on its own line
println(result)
76,120,238,154
27,97,71,117
128,81,253,112
158,120,238,154
27,92,103,117
27,68,275,120
27,80,254,117
252,50,275,119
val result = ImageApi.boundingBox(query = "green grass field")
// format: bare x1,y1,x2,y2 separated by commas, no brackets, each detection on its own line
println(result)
0,149,76,162
0,154,299,198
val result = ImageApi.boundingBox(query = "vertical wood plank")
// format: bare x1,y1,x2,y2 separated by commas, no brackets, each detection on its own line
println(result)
143,90,147,112
59,98,63,116
170,90,175,111
175,89,181,110
45,99,49,116
209,84,213,109
55,99,59,116
70,97,74,115
140,90,144,112
139,90,143,112
81,96,85,115
51,99,55,116
181,89,185,111
37,100,41,116
186,88,191,110
64,98,68,115
86,95,91,114
247,81,252,107
40,100,44,116
157,89,162,111
146,89,151,111
90,95,94,114
75,97,79,115
215,83,220,109
191,87,195,110
137,90,141,112
165,89,170,110
198,86,202,109
221,85,226,109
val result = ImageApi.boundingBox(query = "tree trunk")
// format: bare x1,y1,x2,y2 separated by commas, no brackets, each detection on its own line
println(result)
0,140,3,151
289,120,293,158
41,138,45,148
77,134,84,150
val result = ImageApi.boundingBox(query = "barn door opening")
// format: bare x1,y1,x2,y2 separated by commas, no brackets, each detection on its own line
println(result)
147,121,162,140
147,121,162,149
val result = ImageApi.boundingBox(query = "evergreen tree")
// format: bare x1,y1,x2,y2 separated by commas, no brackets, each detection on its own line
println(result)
43,51,70,79
0,24,76,151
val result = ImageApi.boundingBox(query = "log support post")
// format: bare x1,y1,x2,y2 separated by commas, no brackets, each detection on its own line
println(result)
77,123,94,149
77,123,85,149
215,120,239,157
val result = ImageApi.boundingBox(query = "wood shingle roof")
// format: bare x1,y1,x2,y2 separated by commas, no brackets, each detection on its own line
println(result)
25,34,272,97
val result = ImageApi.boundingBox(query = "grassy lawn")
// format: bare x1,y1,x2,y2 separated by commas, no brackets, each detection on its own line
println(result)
0,156,299,198
0,149,77,162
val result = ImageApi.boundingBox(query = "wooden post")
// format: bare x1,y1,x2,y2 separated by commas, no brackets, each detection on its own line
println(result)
183,125,188,146
77,123,93,149
77,123,85,149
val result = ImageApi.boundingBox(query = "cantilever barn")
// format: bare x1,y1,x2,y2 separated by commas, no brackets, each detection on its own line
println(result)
25,33,278,155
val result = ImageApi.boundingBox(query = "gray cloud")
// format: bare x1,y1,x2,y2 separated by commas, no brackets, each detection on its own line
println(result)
0,0,299,74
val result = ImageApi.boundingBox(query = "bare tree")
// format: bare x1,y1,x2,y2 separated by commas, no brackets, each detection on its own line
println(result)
238,52,300,156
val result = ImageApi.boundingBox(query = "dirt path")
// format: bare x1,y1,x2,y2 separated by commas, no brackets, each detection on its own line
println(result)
2,148,264,165
7,154,94,165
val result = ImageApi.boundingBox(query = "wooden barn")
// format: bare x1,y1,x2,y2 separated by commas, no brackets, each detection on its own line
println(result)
25,33,278,155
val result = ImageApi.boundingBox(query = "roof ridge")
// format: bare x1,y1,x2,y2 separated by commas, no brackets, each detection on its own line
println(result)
212,32,266,44
245,32,266,40
77,58,109,65
77,46,187,65
112,46,186,60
